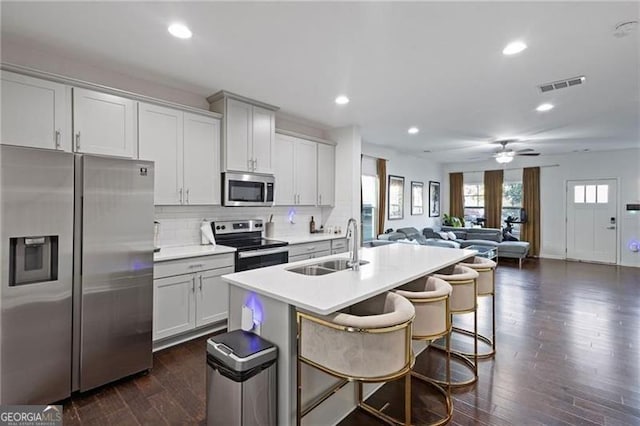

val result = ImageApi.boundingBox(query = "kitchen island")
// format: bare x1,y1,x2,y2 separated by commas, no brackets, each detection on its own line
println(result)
222,243,476,426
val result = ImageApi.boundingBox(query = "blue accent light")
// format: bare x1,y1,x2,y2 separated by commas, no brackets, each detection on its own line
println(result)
245,292,264,325
288,208,296,224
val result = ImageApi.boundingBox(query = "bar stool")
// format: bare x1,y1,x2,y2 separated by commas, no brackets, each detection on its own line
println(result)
458,256,497,358
395,276,453,426
296,292,415,425
431,265,479,387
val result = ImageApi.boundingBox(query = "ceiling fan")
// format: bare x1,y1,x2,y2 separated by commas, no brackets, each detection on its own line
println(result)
493,139,540,163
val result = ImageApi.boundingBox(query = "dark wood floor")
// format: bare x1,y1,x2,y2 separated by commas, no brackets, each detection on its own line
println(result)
61,258,640,425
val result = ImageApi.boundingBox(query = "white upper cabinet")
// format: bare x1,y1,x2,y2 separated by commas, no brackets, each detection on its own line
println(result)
251,105,275,174
138,103,184,205
1,71,71,151
317,143,336,206
274,134,295,205
139,102,221,205
73,88,136,158
208,92,278,174
183,112,221,205
295,139,318,205
225,98,252,172
274,134,317,206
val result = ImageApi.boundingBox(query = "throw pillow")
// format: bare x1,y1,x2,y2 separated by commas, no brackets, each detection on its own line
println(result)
437,231,449,240
447,231,457,240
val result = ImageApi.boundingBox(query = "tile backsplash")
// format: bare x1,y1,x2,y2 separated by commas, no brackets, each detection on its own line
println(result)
155,205,338,247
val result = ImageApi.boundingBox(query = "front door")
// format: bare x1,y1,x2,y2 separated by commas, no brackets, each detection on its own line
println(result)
566,179,617,263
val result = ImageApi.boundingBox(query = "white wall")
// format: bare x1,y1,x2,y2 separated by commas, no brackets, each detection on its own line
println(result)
324,126,362,230
363,143,444,232
442,148,640,267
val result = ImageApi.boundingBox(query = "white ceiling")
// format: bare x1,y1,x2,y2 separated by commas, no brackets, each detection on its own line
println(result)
1,1,638,163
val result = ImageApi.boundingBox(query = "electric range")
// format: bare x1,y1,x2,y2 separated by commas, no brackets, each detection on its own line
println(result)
212,219,288,272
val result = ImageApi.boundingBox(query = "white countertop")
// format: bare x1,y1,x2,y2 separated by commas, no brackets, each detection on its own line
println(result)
154,244,236,262
271,233,346,245
222,244,476,315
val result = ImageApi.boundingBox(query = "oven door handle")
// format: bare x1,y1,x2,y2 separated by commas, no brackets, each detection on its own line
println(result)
237,247,289,259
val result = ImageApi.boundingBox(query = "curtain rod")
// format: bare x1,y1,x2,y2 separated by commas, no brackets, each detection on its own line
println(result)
449,164,560,174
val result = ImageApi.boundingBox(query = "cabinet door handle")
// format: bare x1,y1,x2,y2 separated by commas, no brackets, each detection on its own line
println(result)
186,189,190,204
192,277,196,293
55,130,61,149
179,188,183,204
319,194,322,205
254,158,258,169
199,276,203,291
188,263,204,268
248,159,253,171
75,132,81,150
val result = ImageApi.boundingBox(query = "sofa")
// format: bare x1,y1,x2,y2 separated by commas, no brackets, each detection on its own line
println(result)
377,228,461,248
423,226,530,268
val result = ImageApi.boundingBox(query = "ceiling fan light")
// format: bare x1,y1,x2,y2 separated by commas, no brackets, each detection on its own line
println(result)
495,152,514,164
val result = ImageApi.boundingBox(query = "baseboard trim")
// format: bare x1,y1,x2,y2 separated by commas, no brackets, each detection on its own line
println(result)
538,254,566,260
153,321,227,352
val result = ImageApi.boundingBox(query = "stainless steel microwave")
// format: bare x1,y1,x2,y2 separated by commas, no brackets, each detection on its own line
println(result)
223,172,274,207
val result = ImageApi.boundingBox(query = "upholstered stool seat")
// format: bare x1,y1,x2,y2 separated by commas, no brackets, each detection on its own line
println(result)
458,256,497,358
431,265,480,387
395,276,454,426
297,291,415,425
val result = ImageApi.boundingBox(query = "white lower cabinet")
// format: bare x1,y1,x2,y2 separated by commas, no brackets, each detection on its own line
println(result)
153,274,196,340
288,241,333,262
153,254,234,342
331,238,348,255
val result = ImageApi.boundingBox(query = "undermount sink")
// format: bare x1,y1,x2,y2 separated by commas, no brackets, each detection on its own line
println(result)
316,259,370,271
287,265,335,276
286,258,370,276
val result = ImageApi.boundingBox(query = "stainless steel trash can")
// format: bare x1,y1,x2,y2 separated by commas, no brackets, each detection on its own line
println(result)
206,330,277,426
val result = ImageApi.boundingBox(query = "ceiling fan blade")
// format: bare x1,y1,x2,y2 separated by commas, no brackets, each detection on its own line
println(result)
517,152,541,156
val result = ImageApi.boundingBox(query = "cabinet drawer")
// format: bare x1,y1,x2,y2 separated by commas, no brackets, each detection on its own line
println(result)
154,254,235,279
310,250,331,259
288,241,331,257
331,238,348,250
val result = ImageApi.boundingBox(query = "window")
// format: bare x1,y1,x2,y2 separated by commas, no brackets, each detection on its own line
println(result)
463,184,484,224
502,182,523,237
361,174,378,242
573,184,609,204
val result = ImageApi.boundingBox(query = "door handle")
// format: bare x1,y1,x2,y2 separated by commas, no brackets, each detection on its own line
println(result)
179,188,183,204
192,277,196,293
199,276,203,291
75,132,81,150
186,189,190,204
319,194,322,205
55,130,61,149
254,158,258,169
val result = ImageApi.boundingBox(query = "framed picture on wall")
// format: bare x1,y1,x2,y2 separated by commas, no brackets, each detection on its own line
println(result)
388,175,404,220
411,181,424,215
429,181,440,217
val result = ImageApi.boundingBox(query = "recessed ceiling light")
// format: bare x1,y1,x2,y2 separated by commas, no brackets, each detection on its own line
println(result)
408,127,419,135
502,41,527,55
168,23,192,39
536,103,554,112
335,95,350,105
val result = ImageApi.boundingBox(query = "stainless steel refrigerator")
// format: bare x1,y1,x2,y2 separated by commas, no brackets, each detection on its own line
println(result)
1,145,154,404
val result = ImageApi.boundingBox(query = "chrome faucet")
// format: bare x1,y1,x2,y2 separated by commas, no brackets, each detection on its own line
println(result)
346,218,360,271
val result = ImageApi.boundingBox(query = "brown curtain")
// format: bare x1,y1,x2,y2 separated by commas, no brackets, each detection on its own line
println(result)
522,167,541,256
449,172,464,218
484,170,504,229
376,158,387,235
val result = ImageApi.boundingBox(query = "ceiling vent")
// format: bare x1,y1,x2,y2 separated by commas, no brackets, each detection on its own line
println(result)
538,76,586,93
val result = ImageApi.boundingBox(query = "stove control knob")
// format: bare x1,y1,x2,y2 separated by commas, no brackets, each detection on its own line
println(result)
216,226,221,230
256,223,262,227
221,225,226,230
